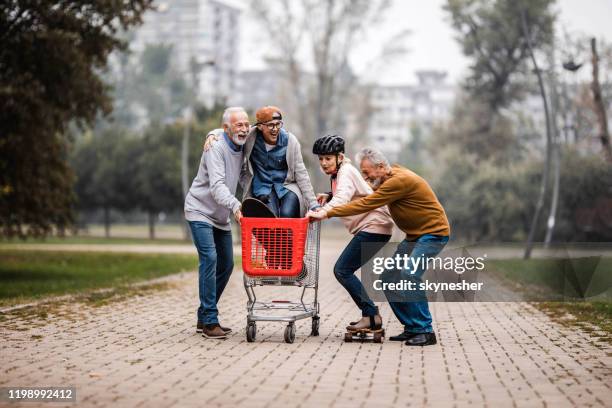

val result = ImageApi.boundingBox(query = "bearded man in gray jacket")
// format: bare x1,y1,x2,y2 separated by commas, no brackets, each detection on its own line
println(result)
185,107,250,339
206,105,318,217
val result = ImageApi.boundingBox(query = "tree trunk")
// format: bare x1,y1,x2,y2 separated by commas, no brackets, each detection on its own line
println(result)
521,10,553,259
590,37,612,162
104,206,111,239
148,211,155,240
181,109,191,241
545,45,562,248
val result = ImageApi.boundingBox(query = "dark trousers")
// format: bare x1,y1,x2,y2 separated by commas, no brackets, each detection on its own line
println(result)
334,231,391,316
266,189,300,218
261,189,300,269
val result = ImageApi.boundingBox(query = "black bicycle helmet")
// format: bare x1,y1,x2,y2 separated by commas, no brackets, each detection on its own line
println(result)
312,134,345,155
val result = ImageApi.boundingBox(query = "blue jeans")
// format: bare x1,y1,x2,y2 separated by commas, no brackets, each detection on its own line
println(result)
383,234,449,334
267,189,300,218
334,231,391,317
189,221,234,325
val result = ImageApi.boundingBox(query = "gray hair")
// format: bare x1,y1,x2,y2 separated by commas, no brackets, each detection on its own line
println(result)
355,147,390,168
222,106,247,125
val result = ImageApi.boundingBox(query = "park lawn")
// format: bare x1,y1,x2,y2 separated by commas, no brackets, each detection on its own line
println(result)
0,250,200,307
487,257,612,300
488,257,612,338
0,236,189,246
536,301,612,340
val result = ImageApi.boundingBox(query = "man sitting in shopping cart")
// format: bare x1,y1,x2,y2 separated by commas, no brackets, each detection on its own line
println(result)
307,147,451,347
185,107,250,340
205,105,319,217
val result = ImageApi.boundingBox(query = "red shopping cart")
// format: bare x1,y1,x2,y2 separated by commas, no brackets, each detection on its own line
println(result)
241,217,321,343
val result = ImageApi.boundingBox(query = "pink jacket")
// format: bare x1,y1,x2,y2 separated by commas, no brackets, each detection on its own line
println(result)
322,161,394,236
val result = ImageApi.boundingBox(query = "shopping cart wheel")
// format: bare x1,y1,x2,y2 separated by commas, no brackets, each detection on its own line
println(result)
311,316,320,336
373,332,383,343
284,323,296,344
246,323,256,342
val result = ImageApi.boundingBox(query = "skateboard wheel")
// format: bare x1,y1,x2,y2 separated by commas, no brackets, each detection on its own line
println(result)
373,332,383,343
344,332,353,342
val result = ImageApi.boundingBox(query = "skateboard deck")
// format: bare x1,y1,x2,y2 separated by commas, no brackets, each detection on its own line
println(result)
344,328,385,343
242,197,276,218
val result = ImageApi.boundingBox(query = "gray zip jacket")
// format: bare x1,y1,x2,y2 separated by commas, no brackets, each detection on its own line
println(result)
184,134,242,230
208,127,317,216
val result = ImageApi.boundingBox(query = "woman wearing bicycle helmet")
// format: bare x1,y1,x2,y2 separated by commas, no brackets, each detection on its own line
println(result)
312,135,393,332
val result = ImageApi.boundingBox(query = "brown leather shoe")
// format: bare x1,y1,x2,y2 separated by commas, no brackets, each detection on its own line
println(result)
202,324,227,339
198,321,231,334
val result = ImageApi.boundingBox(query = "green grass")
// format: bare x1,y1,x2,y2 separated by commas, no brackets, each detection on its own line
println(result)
535,301,612,344
487,257,612,339
0,250,199,307
0,236,190,246
487,257,612,301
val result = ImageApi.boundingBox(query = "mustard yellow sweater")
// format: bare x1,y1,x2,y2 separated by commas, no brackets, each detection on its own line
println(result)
326,165,450,241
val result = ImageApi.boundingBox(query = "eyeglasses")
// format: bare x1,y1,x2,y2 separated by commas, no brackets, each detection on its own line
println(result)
264,121,283,130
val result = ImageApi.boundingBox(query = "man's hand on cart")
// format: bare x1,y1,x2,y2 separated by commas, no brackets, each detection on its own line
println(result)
306,208,328,220
234,208,243,225
316,193,330,205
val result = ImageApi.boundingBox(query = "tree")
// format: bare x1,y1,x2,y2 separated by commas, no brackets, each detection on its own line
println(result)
135,44,190,124
519,6,556,258
445,0,557,257
431,148,612,242
135,125,183,240
590,38,612,162
72,127,139,238
445,0,555,114
0,0,152,237
249,0,407,168
398,123,426,174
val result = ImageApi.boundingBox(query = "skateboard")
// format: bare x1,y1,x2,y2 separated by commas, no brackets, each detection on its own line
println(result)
242,197,276,218
344,328,385,343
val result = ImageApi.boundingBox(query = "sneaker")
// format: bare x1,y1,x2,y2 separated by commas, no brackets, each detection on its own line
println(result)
202,324,228,339
346,315,382,331
405,332,437,346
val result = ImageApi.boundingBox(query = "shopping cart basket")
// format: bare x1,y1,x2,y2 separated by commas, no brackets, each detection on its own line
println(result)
241,217,321,343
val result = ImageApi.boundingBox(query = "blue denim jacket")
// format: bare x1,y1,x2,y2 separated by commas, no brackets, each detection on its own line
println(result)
250,129,289,199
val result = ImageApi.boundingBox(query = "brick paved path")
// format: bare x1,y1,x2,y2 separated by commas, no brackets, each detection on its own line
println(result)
1,236,610,408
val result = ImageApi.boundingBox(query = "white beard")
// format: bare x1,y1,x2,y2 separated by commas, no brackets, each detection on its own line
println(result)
232,136,247,146
229,130,247,146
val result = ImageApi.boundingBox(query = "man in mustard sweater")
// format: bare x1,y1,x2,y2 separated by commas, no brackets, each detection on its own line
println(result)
307,147,450,346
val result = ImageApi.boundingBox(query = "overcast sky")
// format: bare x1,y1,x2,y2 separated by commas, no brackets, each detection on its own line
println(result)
238,0,612,85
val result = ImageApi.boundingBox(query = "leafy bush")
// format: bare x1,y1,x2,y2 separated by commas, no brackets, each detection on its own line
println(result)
434,148,612,242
